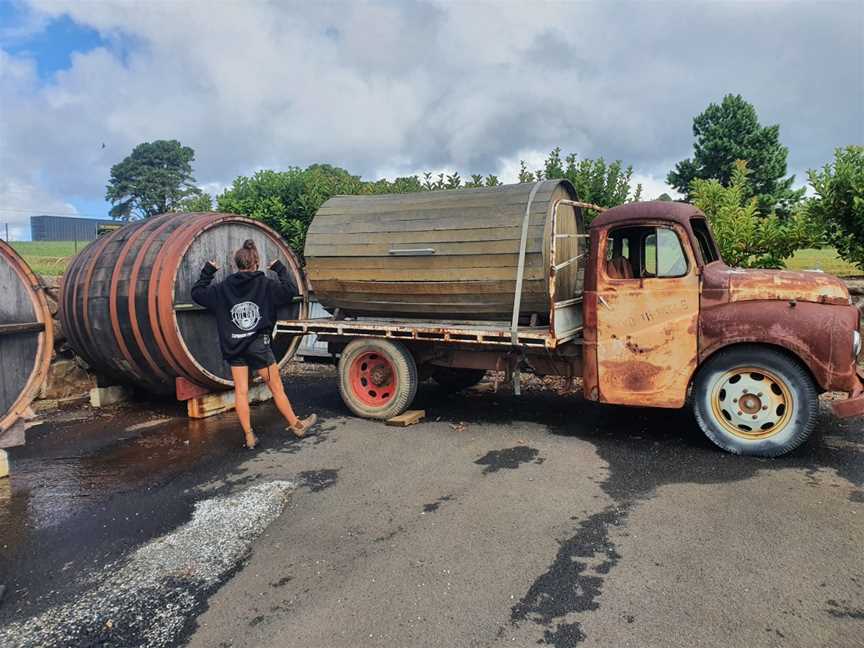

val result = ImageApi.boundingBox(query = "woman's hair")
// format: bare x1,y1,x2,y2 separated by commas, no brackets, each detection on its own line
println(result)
234,239,260,270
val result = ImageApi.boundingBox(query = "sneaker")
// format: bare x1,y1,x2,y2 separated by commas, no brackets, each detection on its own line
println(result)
288,414,318,438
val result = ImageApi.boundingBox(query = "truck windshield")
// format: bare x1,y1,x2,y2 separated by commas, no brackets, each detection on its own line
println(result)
691,218,719,264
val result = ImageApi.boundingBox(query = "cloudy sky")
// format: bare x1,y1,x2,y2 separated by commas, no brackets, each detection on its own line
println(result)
0,0,861,239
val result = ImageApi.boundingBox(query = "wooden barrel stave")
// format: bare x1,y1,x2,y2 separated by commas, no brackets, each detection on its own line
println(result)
109,219,163,387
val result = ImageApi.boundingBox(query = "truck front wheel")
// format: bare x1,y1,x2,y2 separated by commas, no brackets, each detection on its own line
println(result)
338,338,418,420
692,345,818,457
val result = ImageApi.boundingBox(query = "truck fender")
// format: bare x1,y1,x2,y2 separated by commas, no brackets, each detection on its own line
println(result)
698,300,860,393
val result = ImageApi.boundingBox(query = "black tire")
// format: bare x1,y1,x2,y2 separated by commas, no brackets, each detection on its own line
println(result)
431,367,487,392
692,345,818,457
338,338,418,420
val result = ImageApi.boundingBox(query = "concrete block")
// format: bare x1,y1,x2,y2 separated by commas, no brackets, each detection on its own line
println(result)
90,385,130,408
187,383,273,419
0,450,8,479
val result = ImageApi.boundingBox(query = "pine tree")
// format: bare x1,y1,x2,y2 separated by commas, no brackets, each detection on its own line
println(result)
668,94,804,215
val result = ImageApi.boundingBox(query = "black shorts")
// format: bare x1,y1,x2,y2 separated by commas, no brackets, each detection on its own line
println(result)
227,334,277,371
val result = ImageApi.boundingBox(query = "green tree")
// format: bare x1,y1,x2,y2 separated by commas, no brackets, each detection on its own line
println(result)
691,160,818,268
217,164,365,252
464,174,485,188
521,148,642,220
806,146,864,271
176,193,213,212
445,172,462,189
668,94,804,214
106,140,203,220
365,175,425,194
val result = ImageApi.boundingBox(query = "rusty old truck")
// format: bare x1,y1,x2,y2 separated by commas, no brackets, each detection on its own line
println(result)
275,180,863,457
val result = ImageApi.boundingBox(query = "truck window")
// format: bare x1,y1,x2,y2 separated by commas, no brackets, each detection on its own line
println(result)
605,226,688,279
605,228,638,279
643,228,688,278
691,218,719,264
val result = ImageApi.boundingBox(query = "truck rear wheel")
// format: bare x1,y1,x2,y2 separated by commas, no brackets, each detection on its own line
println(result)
692,345,818,457
431,367,486,392
338,338,418,420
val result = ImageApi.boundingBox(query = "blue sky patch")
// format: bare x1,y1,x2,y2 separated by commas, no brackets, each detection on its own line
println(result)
2,7,106,81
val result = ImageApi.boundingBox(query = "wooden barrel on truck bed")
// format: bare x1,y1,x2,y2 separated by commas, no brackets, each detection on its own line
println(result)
0,241,53,439
305,180,584,321
60,213,307,394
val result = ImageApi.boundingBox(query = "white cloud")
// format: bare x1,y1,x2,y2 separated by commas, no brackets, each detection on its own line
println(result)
0,0,861,217
0,177,79,241
496,150,549,184
632,174,679,201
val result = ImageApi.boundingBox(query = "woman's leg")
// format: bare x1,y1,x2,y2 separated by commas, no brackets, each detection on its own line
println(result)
257,363,301,428
230,365,257,447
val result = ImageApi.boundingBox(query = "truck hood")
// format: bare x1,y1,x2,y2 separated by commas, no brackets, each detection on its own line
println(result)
703,262,850,306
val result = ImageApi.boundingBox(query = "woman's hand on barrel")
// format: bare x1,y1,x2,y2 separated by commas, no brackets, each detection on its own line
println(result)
206,259,220,271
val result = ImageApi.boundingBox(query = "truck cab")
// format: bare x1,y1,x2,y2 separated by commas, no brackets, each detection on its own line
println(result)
583,201,864,455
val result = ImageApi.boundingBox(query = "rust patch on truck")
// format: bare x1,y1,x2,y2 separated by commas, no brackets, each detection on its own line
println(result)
727,267,850,305
624,337,659,355
600,360,665,392
702,262,852,307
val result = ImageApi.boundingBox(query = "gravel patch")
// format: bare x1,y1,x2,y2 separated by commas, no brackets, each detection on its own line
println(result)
0,480,295,648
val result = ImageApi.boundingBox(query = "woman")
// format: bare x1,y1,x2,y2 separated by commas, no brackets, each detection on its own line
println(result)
192,239,316,449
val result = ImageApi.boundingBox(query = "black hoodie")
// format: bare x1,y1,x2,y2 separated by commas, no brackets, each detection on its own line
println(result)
191,260,297,358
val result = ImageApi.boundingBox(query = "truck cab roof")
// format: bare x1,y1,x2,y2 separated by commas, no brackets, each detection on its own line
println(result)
589,201,705,230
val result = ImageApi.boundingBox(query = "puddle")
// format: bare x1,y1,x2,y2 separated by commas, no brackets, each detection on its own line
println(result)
474,446,544,474
0,414,240,534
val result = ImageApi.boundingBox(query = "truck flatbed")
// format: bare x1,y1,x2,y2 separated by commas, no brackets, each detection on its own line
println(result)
274,317,574,349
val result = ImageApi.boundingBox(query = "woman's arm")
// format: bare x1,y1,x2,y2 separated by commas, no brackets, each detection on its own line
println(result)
191,260,220,309
267,259,297,306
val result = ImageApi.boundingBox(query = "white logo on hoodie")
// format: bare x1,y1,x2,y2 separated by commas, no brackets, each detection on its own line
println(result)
230,301,261,331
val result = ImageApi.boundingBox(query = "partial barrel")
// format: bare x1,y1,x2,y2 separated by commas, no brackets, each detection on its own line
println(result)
305,180,585,321
60,212,306,394
0,241,53,438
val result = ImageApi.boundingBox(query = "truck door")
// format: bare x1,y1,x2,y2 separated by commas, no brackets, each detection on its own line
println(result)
593,223,699,408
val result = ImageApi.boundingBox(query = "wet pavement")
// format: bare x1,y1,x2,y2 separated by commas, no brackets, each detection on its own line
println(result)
0,365,862,647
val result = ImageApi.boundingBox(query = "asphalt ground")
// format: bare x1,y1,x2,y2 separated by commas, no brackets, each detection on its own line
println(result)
0,364,862,647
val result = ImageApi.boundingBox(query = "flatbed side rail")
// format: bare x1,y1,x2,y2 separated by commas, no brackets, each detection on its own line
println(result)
274,319,561,349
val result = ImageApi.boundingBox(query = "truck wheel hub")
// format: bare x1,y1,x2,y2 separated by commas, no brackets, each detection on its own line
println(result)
349,352,396,407
739,394,762,414
710,367,793,440
370,365,392,386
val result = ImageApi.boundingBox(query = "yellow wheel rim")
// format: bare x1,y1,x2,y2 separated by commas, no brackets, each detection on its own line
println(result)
710,366,794,440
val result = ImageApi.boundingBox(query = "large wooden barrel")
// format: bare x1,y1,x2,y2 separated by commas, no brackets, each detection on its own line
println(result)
0,241,53,438
60,213,307,394
305,180,584,321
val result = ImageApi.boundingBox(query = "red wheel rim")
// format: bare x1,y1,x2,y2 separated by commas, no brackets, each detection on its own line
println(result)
349,351,397,407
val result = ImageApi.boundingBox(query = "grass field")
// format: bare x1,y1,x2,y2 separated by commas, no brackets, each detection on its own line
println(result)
786,248,860,277
10,241,82,277
6,240,862,279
